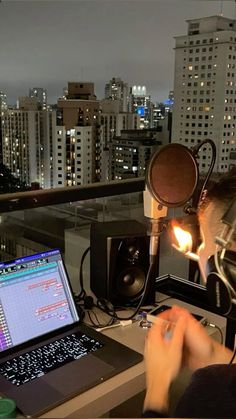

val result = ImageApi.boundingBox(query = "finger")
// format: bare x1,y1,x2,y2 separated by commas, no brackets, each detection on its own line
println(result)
147,317,167,344
171,316,186,350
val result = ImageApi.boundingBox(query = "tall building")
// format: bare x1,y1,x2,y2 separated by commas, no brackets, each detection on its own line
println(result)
55,82,100,187
104,77,129,112
99,99,140,181
2,97,55,188
109,129,162,180
29,87,47,110
130,86,153,129
172,15,236,173
0,90,7,163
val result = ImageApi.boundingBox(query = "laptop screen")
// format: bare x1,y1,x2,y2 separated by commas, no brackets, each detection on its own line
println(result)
0,249,79,352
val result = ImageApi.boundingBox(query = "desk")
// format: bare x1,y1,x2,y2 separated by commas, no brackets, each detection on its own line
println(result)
39,293,225,418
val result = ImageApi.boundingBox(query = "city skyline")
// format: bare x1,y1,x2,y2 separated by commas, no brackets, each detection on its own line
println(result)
1,0,236,105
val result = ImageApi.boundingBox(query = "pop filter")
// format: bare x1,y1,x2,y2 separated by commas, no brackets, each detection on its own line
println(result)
146,143,199,208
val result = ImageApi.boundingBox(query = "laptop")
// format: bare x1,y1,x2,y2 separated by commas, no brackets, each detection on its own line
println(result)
0,249,143,417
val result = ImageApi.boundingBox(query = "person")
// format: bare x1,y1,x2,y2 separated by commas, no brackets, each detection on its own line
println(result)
143,168,236,418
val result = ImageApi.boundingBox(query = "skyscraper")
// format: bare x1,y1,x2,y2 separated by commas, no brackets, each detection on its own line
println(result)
109,129,162,180
2,97,55,188
29,87,47,110
130,86,153,129
55,82,100,187
99,99,140,181
172,15,236,173
0,90,7,163
104,77,129,112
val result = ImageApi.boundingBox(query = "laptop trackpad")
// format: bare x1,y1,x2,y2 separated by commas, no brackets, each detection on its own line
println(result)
43,354,115,395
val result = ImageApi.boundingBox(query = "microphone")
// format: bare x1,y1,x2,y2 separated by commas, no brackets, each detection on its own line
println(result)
143,187,167,264
145,143,199,261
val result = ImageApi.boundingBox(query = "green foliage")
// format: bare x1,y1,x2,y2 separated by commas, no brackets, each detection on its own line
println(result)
0,163,27,194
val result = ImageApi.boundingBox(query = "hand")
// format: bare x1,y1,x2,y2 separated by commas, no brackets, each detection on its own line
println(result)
144,315,185,413
159,305,233,371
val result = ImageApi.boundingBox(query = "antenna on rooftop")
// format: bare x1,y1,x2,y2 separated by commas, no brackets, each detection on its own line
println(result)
219,0,223,16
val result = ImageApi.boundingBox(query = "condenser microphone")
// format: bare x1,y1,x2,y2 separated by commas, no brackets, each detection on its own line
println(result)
146,143,199,208
143,187,167,263
144,143,199,260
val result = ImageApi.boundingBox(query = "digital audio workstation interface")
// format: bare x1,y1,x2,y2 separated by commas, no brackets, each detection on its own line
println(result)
0,250,79,352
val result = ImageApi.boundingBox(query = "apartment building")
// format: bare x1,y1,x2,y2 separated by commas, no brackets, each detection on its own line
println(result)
55,82,101,187
99,99,140,181
109,129,162,180
2,97,55,188
172,15,236,173
130,85,153,129
104,77,129,112
29,87,47,110
0,90,7,163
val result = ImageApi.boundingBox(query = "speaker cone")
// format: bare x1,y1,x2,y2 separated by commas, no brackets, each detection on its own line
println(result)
116,266,146,298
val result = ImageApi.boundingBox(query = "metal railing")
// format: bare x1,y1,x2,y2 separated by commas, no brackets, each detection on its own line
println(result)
0,178,145,213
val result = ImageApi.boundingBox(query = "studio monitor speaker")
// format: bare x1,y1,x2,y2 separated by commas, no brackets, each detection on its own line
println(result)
90,220,157,306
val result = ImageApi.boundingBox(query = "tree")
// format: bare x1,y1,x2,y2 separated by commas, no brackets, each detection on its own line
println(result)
0,163,27,194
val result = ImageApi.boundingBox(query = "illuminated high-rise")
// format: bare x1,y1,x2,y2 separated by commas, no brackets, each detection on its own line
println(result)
29,87,47,110
105,77,129,112
2,97,55,188
172,15,236,173
55,82,101,187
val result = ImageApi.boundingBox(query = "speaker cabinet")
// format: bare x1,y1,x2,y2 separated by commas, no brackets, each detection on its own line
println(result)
90,220,157,306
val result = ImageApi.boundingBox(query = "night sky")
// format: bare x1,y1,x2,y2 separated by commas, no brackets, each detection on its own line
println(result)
1,0,235,105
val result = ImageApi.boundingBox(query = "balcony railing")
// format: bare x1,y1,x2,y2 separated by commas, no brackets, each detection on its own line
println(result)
0,178,145,213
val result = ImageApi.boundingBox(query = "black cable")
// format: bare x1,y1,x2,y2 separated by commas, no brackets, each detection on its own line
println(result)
95,260,156,321
77,246,90,301
191,138,216,205
229,347,236,365
86,309,115,328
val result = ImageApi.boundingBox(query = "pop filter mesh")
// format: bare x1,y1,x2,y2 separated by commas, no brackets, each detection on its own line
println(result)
147,143,198,207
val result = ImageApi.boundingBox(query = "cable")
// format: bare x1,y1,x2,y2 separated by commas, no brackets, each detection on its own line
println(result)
77,246,90,301
229,347,236,364
85,309,115,328
191,138,216,205
95,260,157,321
202,320,224,345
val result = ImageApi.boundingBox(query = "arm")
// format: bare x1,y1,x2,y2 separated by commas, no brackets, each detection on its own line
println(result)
159,305,233,370
143,316,185,414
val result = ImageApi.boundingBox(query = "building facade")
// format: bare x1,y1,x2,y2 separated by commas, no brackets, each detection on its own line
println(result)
29,87,48,110
99,99,140,181
130,86,153,129
54,82,101,187
0,90,7,163
172,15,236,173
104,77,129,112
109,129,162,180
2,97,55,188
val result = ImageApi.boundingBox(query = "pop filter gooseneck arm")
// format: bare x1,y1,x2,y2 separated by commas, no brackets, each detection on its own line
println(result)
191,139,216,206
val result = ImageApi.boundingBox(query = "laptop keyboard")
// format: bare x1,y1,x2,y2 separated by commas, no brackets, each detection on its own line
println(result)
0,332,103,386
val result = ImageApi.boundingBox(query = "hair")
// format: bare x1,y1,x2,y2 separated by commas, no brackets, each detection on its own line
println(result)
199,167,236,211
198,167,236,243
